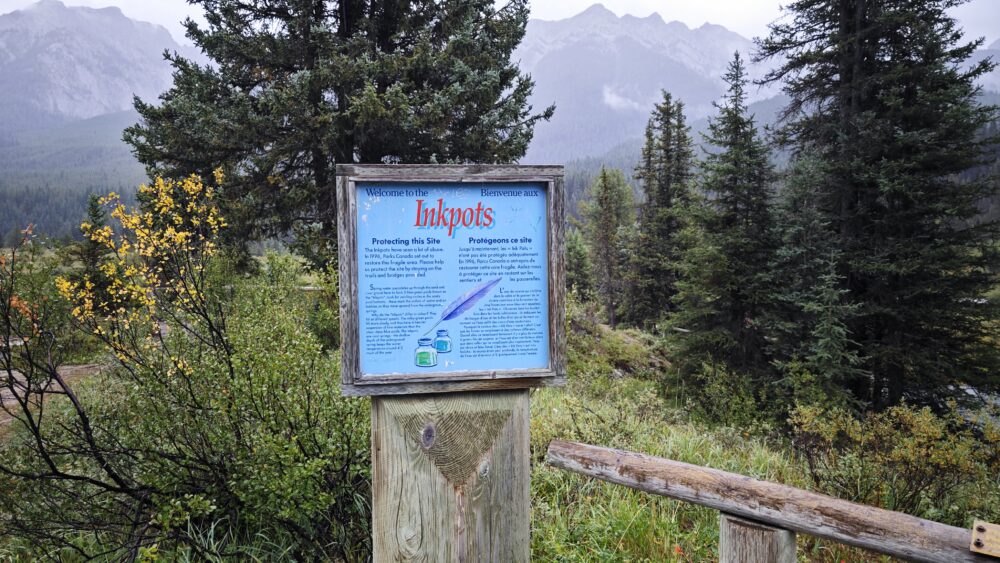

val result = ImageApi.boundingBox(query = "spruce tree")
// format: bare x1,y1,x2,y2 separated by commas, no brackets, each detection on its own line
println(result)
623,92,693,326
581,167,634,328
669,53,777,378
768,156,868,409
125,0,553,267
757,0,1000,408
67,195,113,298
565,226,594,298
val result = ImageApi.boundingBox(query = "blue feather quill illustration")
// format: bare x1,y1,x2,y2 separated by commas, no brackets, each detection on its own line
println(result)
423,277,502,335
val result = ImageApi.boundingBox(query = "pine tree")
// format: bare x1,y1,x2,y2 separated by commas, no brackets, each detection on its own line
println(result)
581,167,634,328
67,195,113,298
669,53,777,378
795,260,868,409
125,0,553,267
565,226,594,298
623,92,694,326
757,0,1000,408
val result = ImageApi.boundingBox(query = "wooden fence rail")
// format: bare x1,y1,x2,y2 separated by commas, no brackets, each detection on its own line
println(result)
546,440,995,563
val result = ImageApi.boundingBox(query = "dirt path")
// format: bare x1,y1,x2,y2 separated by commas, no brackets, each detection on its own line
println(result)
0,364,103,434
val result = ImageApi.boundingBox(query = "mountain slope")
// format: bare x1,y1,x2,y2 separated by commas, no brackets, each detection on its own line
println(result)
970,39,1000,93
0,0,196,240
0,0,196,132
0,110,144,243
0,1,996,240
516,4,780,163
518,3,1000,164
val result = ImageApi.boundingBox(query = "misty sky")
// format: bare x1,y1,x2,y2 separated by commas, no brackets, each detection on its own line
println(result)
0,0,997,48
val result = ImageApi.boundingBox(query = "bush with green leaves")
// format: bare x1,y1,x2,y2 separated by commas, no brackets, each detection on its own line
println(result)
1,177,370,560
791,403,1000,526
1,253,371,560
305,263,341,350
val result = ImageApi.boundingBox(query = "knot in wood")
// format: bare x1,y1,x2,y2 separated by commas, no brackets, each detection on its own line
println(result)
421,423,436,448
387,392,519,485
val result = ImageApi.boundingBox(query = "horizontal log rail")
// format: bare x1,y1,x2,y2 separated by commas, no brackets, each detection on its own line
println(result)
546,440,994,563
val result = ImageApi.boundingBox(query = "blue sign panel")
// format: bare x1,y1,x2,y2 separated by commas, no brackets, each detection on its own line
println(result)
356,182,549,376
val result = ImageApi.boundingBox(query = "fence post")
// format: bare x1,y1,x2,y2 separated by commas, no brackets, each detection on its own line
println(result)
371,390,531,561
719,512,796,563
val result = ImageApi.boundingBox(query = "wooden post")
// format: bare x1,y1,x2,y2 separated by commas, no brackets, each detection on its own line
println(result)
372,390,530,562
719,513,796,563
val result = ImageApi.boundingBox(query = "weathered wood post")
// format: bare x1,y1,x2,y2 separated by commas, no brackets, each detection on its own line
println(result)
337,165,566,561
372,390,530,559
719,513,796,563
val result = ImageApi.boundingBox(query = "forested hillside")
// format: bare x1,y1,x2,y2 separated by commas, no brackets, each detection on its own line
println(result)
0,0,191,241
564,94,789,218
1,1,998,240
0,111,142,243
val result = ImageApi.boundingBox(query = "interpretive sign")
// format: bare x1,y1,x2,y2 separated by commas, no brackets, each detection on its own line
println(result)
337,165,566,396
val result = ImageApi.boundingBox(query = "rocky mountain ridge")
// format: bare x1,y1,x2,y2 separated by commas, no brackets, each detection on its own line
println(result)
0,0,198,131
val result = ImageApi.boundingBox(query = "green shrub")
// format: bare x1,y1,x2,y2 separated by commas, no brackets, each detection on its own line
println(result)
565,291,667,387
305,262,340,350
791,403,1000,526
1,255,371,560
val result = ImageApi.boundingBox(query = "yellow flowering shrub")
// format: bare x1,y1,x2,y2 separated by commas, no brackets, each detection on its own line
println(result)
56,172,227,357
3,172,371,559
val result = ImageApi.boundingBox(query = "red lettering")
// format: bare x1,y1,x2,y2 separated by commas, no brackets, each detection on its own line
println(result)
414,199,426,226
414,199,496,235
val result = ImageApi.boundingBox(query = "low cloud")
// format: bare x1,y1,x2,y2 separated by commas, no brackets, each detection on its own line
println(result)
602,85,646,112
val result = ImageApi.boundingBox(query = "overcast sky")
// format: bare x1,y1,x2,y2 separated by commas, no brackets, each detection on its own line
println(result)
1,0,997,48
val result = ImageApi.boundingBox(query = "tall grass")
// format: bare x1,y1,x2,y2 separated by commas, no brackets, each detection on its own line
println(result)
527,297,892,561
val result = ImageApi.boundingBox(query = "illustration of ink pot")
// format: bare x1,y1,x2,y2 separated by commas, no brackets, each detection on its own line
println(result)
414,338,438,367
434,329,452,353
415,277,501,368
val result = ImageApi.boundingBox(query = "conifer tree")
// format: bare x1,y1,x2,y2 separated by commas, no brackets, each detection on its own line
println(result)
669,53,777,377
757,0,1000,408
67,195,113,298
565,226,594,298
623,92,693,326
125,0,553,267
768,156,868,409
581,167,634,327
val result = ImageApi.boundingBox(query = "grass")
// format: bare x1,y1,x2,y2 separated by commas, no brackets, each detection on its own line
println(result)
527,298,893,561
528,377,897,562
531,377,904,562
0,363,103,440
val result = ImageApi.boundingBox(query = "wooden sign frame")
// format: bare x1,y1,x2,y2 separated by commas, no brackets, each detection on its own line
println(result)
336,164,566,396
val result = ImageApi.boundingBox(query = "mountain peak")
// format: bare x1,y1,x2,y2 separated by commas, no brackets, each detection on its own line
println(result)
27,0,126,19
989,38,1000,51
575,4,616,19
642,12,665,24
28,0,67,11
0,0,190,127
95,5,125,17
621,12,665,25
